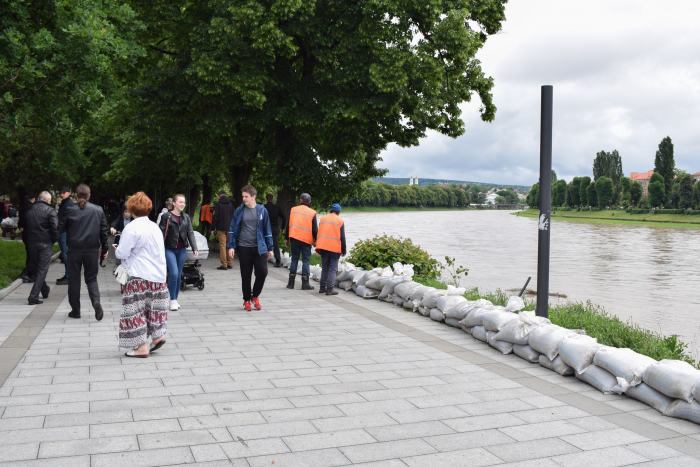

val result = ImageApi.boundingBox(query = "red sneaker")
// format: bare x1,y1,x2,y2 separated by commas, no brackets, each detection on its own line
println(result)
243,301,252,311
251,297,261,310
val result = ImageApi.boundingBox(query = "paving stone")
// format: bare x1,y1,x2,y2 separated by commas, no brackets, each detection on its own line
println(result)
401,447,504,467
0,425,88,446
138,429,232,449
366,421,454,442
0,456,91,466
423,429,515,452
261,405,345,423
132,404,217,421
456,399,536,416
178,411,266,430
311,413,399,432
550,445,649,467
337,399,418,416
246,447,350,467
44,410,132,428
559,427,650,450
624,440,686,460
388,406,470,424
38,435,137,458
91,446,194,467
484,437,581,462
499,420,587,441
442,413,527,433
89,419,182,438
0,443,39,462
0,415,45,431
339,439,437,464
228,420,319,440
282,429,377,451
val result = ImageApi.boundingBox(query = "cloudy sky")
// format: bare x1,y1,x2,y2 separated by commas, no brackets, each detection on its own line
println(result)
379,1,700,186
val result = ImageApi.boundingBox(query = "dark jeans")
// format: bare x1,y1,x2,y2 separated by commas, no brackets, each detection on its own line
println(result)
289,242,312,277
68,250,101,314
28,243,52,300
200,221,211,238
238,246,268,301
320,255,340,291
272,228,281,265
58,232,68,277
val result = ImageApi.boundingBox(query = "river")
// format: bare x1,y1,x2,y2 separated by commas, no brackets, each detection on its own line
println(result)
341,210,700,354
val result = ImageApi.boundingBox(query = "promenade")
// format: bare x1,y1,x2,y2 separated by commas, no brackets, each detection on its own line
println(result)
1,251,700,466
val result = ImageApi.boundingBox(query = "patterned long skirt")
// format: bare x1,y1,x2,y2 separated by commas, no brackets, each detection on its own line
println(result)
119,277,169,349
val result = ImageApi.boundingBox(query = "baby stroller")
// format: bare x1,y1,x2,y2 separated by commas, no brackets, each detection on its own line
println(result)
180,231,209,292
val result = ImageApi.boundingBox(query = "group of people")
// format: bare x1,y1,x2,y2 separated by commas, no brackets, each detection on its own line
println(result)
15,183,346,358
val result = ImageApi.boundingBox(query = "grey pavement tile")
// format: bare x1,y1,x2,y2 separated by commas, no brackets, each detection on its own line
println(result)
0,443,39,463
0,456,91,466
498,420,586,441
658,419,700,435
337,399,418,416
339,439,437,464
91,446,194,467
48,389,128,404
44,410,132,428
335,371,402,383
189,444,228,463
423,429,515,452
311,413,399,432
0,415,45,431
261,405,345,423
282,429,377,451
244,386,320,401
213,398,294,415
128,384,204,398
337,461,408,467
38,435,138,458
401,447,504,467
219,437,291,459
314,380,386,395
178,411,266,430
509,405,590,423
366,421,454,442
228,420,319,440
456,399,536,416
246,447,350,467
485,437,581,463
625,440,686,460
407,392,484,409
293,365,359,378
89,378,164,391
566,415,620,432
518,395,568,409
633,457,700,466
560,427,650,450
89,418,182,438
0,425,88,446
442,413,527,433
132,404,217,421
89,396,172,412
10,383,88,396
494,460,560,467
387,406,470,424
0,394,49,407
550,445,649,467
138,428,232,449
359,387,432,402
169,391,249,405
376,376,448,389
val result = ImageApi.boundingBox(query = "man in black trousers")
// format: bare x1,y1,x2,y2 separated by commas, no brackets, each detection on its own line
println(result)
263,194,286,267
18,192,36,282
25,191,58,305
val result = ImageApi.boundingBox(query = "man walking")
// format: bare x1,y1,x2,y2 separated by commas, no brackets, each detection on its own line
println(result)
227,185,274,311
284,193,317,290
199,200,213,238
25,192,58,305
18,192,36,282
263,194,286,267
316,204,346,295
212,190,235,270
55,186,74,285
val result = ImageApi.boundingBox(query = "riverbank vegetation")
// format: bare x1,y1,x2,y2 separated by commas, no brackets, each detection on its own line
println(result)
0,241,60,289
515,208,700,228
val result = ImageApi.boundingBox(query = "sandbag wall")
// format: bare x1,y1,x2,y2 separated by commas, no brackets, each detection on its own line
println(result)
277,256,700,426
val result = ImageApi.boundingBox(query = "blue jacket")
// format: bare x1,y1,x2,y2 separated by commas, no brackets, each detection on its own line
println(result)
227,203,274,255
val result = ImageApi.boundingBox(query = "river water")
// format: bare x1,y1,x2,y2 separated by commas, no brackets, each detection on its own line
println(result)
341,210,700,353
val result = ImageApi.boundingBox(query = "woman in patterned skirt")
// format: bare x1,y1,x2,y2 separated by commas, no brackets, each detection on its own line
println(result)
114,192,169,358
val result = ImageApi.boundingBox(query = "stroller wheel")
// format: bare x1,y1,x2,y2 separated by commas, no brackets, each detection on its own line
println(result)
198,281,205,291
180,282,186,292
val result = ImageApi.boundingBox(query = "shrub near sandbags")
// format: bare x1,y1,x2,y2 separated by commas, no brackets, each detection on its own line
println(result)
346,234,441,279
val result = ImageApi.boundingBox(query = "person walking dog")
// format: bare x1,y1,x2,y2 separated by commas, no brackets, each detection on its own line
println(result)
114,192,169,358
58,184,109,320
316,204,346,295
25,192,58,304
213,190,235,270
284,193,318,290
263,194,286,267
159,194,198,311
227,185,273,311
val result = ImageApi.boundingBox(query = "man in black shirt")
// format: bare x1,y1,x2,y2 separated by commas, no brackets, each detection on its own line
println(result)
25,191,58,304
264,194,286,267
18,192,36,282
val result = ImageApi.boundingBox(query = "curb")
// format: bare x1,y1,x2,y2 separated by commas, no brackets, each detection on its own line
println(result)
0,251,61,302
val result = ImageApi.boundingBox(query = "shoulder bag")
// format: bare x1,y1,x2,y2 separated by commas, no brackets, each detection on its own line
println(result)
114,242,145,285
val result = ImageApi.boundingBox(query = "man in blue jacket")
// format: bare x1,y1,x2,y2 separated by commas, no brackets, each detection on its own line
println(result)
227,185,274,311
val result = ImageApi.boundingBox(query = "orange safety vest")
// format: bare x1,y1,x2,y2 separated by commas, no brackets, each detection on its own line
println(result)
288,204,317,244
200,204,212,223
316,214,344,253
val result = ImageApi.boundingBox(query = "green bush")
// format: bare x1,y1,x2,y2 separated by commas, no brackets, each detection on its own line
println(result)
555,206,572,212
591,207,601,212
346,234,441,279
653,209,683,215
685,210,700,215
626,208,650,214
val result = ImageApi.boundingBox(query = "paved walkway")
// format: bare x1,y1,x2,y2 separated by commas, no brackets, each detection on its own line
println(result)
1,250,700,466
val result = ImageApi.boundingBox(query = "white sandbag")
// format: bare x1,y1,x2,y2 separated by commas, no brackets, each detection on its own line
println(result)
394,281,422,301
492,310,551,345
593,347,656,387
445,317,461,328
355,271,377,286
403,300,419,312
513,344,540,363
436,295,467,313
482,310,519,332
429,308,445,322
445,301,473,321
393,294,404,305
664,400,700,424
528,325,584,361
626,383,674,413
364,275,384,290
472,326,488,342
539,355,574,376
576,365,620,394
418,307,430,317
461,325,473,334
380,293,395,303
309,266,323,281
410,286,435,302
335,262,355,281
381,266,393,277
504,295,526,312
445,284,466,296
392,262,404,275
558,335,600,375
338,280,353,291
352,283,359,292
461,306,498,328
643,360,700,403
379,275,411,298
356,285,378,299
421,289,448,309
487,331,514,355
403,264,414,277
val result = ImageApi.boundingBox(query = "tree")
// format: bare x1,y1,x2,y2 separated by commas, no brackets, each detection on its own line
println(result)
593,150,623,203
586,183,597,208
654,137,675,204
570,177,581,207
551,170,558,184
648,173,665,208
565,182,572,207
579,176,591,206
496,189,518,204
694,182,700,209
630,181,643,207
595,176,614,209
526,183,540,208
620,176,632,195
553,180,567,207
678,174,694,209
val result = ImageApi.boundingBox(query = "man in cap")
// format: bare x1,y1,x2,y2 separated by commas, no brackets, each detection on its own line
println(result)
18,191,36,282
315,204,346,295
55,186,74,285
284,193,318,290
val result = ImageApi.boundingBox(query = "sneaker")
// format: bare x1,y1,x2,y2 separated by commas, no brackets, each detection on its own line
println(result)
251,297,261,310
227,265,233,269
169,300,178,311
243,301,252,312
56,276,69,285
216,266,227,270
174,300,181,309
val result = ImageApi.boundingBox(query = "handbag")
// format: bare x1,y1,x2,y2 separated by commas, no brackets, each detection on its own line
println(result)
114,242,145,285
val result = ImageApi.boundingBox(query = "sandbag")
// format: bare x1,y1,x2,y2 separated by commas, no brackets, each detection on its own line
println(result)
410,286,435,302
539,355,574,376
528,325,583,361
392,262,404,275
482,310,519,332
335,262,356,281
348,269,367,283
445,301,473,321
492,310,551,345
418,307,430,317
445,317,461,328
394,281,421,301
504,296,526,312
380,294,395,303
355,285,378,299
664,400,700,424
379,275,410,298
352,283,359,292
643,359,700,403
626,383,674,413
338,280,354,291
309,266,323,281
429,308,445,322
472,326,488,342
558,335,600,375
593,347,656,388
437,295,467,313
421,289,448,309
487,331,513,355
392,294,405,305
364,275,384,290
356,271,377,286
403,300,419,312
461,306,497,327
576,365,620,394
461,325,473,334
513,344,540,363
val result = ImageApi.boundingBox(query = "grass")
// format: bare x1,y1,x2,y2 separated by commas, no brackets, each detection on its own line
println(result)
0,241,60,289
341,206,491,213
413,276,696,366
515,208,700,229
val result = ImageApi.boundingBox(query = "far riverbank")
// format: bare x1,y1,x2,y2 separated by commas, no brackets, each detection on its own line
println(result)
514,208,700,228
341,206,515,213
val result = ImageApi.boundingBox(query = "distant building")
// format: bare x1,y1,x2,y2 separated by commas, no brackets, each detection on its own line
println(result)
408,176,420,186
486,193,497,204
631,170,655,195
693,171,700,183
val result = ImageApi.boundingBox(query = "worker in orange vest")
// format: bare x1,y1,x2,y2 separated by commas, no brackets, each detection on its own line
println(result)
199,202,213,238
284,193,318,290
316,204,346,295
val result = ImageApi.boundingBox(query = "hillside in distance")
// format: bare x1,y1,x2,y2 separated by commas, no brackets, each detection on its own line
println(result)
372,177,531,192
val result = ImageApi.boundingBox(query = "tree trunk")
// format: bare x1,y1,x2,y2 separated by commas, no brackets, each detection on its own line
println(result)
188,185,200,219
229,163,253,207
201,174,213,207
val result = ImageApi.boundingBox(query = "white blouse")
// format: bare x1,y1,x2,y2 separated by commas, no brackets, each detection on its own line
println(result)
115,217,167,283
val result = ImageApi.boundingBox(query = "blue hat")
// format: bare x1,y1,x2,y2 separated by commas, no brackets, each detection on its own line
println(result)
331,203,341,212
300,193,311,203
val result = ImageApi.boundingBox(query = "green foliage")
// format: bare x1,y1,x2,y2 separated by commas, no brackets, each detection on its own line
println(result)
442,256,468,287
654,137,675,204
346,234,441,279
620,176,632,194
496,188,519,204
579,176,591,206
593,150,623,188
0,241,59,289
553,179,567,207
650,173,664,185
678,174,694,209
630,181,643,207
526,182,540,208
626,208,650,214
586,182,597,207
570,177,581,206
648,180,665,208
595,176,614,208
346,180,476,208
652,209,684,215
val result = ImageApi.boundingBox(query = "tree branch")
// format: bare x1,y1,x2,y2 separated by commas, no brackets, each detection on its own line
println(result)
148,45,178,56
